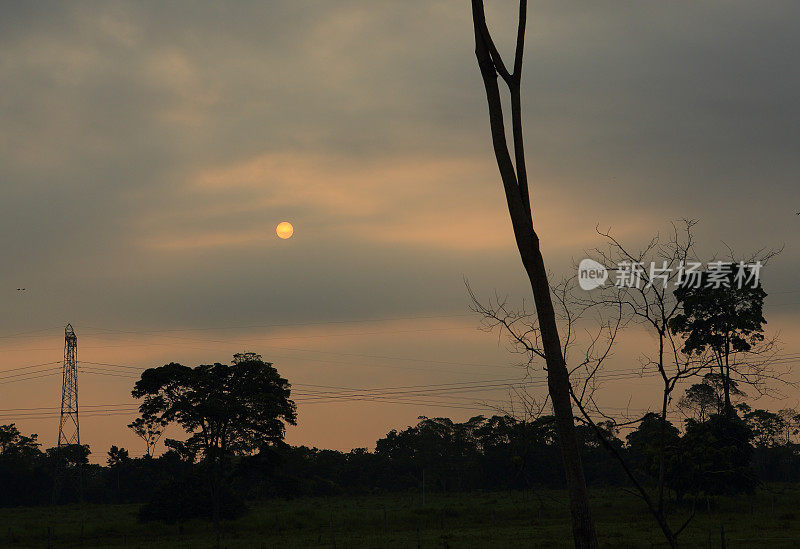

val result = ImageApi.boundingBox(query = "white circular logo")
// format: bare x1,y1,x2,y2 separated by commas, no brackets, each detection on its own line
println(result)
578,258,608,290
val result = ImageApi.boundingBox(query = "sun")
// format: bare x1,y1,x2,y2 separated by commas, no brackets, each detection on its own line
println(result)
276,221,294,239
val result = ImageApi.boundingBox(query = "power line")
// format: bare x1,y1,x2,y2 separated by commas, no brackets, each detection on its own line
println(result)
4,353,798,388
0,370,62,385
0,370,667,417
0,403,139,412
0,366,62,381
79,361,142,371
0,360,61,375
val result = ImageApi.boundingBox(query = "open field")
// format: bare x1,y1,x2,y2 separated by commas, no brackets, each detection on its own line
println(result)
1,486,799,548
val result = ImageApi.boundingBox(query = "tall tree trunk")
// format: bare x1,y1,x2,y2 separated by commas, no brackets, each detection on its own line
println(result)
521,237,598,548
471,2,597,547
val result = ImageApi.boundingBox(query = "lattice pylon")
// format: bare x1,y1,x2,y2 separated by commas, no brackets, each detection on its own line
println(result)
57,323,79,448
53,323,81,504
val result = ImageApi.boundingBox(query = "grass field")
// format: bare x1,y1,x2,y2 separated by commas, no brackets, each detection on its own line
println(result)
1,485,799,548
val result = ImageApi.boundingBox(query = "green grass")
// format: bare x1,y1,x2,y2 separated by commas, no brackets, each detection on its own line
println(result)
1,485,799,548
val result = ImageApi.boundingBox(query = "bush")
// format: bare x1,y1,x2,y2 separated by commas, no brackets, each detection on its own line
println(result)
681,413,757,496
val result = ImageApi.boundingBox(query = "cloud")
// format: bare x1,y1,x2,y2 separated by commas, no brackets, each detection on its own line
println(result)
138,152,508,252
1,0,796,328
1,0,799,455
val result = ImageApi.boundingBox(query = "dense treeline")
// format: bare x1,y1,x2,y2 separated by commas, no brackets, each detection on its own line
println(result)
2,396,799,520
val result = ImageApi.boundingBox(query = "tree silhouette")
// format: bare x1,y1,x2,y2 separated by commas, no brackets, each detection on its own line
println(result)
670,265,768,415
106,445,129,467
470,2,597,545
131,354,296,545
743,408,786,448
626,414,686,500
107,445,130,499
678,373,746,421
46,443,90,467
0,424,39,458
681,414,755,495
777,408,800,444
128,416,167,458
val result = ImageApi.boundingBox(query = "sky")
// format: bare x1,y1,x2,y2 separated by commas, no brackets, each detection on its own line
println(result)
1,1,798,462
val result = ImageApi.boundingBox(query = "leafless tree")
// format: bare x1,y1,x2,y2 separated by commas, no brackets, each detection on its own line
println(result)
472,219,789,547
577,221,784,546
470,230,700,545
470,1,598,545
572,221,709,546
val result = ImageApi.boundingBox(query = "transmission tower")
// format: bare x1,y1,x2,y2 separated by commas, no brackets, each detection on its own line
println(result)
53,323,81,505
57,323,79,448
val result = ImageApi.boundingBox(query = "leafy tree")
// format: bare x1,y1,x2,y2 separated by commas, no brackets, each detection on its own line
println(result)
626,414,680,481
128,416,167,458
0,424,48,507
163,438,199,463
743,409,785,448
474,415,561,489
670,264,767,414
678,382,718,421
681,413,755,495
233,352,261,364
46,443,91,504
107,445,130,467
46,443,90,466
131,354,296,539
678,373,746,421
107,445,130,499
777,408,800,445
0,423,40,458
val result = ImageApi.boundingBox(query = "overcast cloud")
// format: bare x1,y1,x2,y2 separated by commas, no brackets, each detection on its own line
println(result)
1,1,798,454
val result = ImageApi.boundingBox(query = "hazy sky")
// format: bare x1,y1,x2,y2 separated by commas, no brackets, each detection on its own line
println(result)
2,1,798,461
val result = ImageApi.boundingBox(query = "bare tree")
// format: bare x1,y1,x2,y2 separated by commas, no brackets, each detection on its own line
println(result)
472,220,787,547
573,221,709,547
470,1,598,545
471,230,700,546
577,221,784,546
